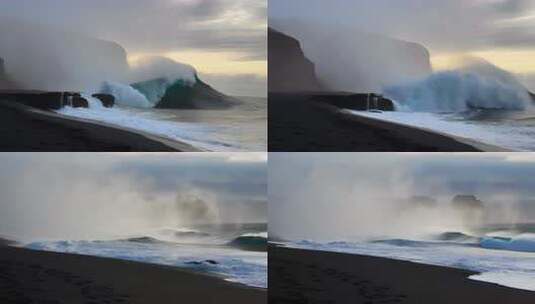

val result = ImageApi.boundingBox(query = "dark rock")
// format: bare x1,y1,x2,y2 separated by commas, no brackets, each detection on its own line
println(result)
133,76,237,109
72,96,89,108
92,93,115,108
530,92,535,102
312,93,395,111
204,260,218,265
0,91,88,110
268,28,323,93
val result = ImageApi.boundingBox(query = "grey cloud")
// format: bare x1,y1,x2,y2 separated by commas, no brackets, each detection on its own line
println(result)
0,0,266,59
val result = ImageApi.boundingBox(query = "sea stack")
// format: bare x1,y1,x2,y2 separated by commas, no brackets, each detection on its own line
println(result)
268,28,323,92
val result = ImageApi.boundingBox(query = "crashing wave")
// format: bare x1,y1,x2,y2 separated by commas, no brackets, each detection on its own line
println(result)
480,234,535,253
228,232,268,252
131,77,195,106
384,60,532,112
99,81,153,108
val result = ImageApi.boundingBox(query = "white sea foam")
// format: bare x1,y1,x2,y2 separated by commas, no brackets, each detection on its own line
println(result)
99,81,153,108
56,106,241,151
27,238,267,288
285,238,535,291
349,110,535,151
383,60,532,112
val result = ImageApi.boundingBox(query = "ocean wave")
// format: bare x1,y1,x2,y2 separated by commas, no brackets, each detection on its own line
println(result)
99,81,153,108
480,234,535,253
228,233,268,252
384,61,531,112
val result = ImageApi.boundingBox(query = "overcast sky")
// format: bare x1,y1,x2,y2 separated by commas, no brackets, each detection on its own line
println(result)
269,153,535,240
0,153,267,241
270,0,535,90
0,0,266,96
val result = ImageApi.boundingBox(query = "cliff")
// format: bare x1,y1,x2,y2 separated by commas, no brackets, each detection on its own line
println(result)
271,22,432,93
0,18,129,92
268,28,323,93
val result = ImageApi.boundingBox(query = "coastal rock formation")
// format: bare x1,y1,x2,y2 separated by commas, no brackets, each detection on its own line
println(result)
312,93,395,111
271,22,432,93
92,94,115,108
0,18,129,91
268,28,323,93
71,95,89,108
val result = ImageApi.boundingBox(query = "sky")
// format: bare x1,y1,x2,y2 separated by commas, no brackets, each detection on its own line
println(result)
269,0,535,91
0,152,267,241
0,0,267,97
269,153,535,241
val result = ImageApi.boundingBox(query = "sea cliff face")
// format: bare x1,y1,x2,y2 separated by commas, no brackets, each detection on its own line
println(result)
271,22,432,93
0,18,129,92
268,28,322,93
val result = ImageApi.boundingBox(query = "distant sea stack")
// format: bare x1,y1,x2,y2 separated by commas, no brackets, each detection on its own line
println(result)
268,28,323,93
0,18,129,91
271,22,432,93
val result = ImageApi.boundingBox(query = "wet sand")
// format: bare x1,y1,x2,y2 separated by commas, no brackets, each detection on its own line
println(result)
0,245,266,304
269,93,484,152
0,100,200,152
269,245,535,304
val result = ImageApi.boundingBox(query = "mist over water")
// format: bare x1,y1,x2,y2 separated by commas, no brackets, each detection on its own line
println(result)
0,153,267,242
269,153,535,241
385,58,533,113
270,153,535,291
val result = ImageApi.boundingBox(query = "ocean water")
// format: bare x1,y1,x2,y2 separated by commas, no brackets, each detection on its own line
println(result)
349,110,535,151
56,96,266,152
25,223,267,288
347,67,535,151
282,224,535,291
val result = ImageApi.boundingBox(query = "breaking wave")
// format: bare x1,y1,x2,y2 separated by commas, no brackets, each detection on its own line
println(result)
99,81,153,108
480,234,535,253
228,232,268,252
384,60,532,112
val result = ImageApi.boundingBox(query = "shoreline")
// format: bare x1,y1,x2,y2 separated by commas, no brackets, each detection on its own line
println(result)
0,244,266,304
336,107,510,152
0,100,204,152
269,93,485,151
269,244,535,304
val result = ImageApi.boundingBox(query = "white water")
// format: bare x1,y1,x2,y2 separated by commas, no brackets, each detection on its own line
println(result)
56,103,252,151
284,236,535,291
99,81,153,108
383,69,531,112
26,238,267,288
349,110,535,151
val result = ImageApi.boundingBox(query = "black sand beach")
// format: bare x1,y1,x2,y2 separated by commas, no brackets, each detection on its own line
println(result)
0,245,266,304
0,100,200,152
268,93,485,152
269,245,535,304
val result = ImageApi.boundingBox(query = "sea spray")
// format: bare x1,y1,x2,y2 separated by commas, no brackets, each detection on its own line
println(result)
383,60,532,112
99,81,153,108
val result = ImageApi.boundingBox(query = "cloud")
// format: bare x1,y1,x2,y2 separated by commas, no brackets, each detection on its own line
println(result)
0,0,266,62
200,73,267,97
